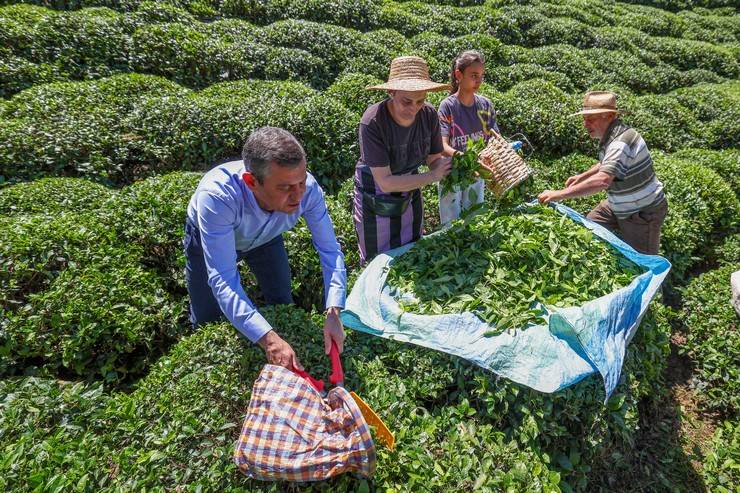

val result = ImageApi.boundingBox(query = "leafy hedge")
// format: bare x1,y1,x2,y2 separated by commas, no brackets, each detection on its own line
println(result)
671,148,740,193
1,75,357,188
680,264,740,418
0,176,114,215
0,73,187,183
654,154,740,278
701,420,740,492
0,300,672,491
2,2,737,99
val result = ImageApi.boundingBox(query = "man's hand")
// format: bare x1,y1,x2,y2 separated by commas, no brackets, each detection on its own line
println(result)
257,330,303,370
324,307,345,355
565,174,582,188
537,190,562,205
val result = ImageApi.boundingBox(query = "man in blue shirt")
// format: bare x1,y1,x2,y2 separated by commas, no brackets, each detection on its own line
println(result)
184,127,346,370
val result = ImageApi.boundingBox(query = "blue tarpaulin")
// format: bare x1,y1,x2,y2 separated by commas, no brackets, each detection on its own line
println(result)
340,202,671,400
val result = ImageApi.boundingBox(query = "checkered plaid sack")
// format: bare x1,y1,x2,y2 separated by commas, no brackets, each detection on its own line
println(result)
234,364,376,481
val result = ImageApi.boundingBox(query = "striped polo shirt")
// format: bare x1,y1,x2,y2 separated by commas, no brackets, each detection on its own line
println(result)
599,120,666,219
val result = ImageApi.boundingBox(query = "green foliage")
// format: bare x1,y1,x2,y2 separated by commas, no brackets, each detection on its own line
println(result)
109,171,203,289
0,73,188,183
672,82,740,149
2,249,186,381
0,378,114,492
325,72,384,116
0,5,129,79
0,212,118,310
441,137,486,196
655,154,740,278
0,177,114,216
671,147,740,197
680,264,740,418
714,233,740,267
0,52,66,98
0,289,672,491
388,204,643,332
129,21,326,88
131,79,357,189
702,420,740,492
493,79,587,155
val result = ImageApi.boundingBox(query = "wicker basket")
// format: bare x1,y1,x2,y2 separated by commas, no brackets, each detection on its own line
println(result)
478,132,533,198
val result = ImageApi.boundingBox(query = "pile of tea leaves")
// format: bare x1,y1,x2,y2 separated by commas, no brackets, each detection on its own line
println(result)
385,204,645,334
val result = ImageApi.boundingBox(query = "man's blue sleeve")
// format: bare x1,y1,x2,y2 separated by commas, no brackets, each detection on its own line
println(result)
302,186,347,309
195,191,273,343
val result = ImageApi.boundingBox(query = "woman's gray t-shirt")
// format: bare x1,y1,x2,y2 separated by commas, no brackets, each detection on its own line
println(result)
438,94,499,151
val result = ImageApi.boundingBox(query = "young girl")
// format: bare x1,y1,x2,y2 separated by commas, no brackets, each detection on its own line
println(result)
438,50,499,225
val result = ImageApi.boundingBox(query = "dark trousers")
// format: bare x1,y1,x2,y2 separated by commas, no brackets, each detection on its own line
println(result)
184,220,293,328
587,199,668,255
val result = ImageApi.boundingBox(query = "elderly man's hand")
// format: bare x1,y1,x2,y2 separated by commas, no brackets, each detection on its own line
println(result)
537,190,561,205
257,330,303,371
324,307,345,354
565,174,582,188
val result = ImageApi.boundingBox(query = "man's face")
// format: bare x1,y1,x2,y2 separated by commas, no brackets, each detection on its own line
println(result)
247,161,307,213
583,113,616,140
389,90,427,121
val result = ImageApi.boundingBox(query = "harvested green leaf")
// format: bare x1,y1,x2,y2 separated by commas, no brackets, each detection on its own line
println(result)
386,204,644,335
440,137,487,196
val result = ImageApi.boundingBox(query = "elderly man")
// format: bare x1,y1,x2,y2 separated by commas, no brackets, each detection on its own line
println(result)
538,91,668,255
184,126,346,370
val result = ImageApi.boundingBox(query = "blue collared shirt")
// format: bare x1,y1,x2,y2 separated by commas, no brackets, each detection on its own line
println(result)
186,160,346,343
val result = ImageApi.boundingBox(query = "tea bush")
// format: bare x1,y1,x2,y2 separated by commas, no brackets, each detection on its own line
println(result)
654,154,739,278
701,420,740,491
0,73,187,183
0,377,114,492
325,72,384,116
680,264,740,418
0,53,66,98
0,212,118,310
0,176,114,215
108,171,203,289
671,148,740,196
1,248,186,381
713,233,740,267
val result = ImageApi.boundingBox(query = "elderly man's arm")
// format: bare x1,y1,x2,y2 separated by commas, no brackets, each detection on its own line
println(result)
565,162,603,187
196,192,302,369
302,183,348,354
538,171,613,204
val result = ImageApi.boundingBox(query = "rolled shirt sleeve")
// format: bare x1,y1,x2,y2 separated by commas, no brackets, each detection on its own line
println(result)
195,191,273,343
599,141,630,180
302,186,347,309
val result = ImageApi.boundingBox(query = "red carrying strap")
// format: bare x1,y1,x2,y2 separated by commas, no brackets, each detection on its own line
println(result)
328,341,344,386
291,367,325,393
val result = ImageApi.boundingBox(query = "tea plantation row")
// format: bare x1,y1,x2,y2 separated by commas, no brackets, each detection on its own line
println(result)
2,2,738,96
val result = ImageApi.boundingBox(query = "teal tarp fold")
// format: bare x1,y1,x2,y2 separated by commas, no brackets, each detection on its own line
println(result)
341,202,671,400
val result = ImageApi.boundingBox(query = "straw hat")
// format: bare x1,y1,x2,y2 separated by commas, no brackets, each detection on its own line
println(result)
367,56,450,92
570,91,620,117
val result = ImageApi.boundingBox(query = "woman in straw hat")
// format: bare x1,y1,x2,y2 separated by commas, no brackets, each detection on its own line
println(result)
538,91,668,255
353,55,452,264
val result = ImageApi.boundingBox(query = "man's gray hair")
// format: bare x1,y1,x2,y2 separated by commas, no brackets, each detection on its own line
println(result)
242,127,306,182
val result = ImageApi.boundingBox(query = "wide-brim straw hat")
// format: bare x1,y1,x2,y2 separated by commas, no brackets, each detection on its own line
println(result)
570,91,622,117
367,56,450,92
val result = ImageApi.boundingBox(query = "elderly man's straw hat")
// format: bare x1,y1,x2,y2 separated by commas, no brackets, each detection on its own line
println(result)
367,56,450,92
570,91,621,117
